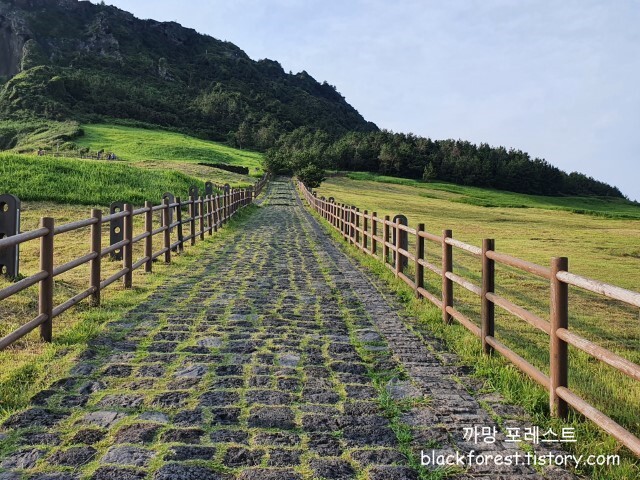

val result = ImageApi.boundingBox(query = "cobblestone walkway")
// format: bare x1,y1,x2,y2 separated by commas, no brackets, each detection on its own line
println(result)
0,179,570,480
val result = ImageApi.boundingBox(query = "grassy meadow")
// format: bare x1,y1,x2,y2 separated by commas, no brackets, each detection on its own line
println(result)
318,173,640,289
313,173,640,477
75,124,264,175
0,153,207,205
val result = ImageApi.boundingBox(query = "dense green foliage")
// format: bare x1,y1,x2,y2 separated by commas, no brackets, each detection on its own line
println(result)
263,127,332,183
267,129,625,198
0,0,375,150
0,153,205,205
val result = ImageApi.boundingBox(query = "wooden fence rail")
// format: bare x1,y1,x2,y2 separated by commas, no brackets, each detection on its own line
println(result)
298,181,640,458
0,174,268,351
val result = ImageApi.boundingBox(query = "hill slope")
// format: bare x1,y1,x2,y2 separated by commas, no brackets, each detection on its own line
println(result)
75,124,263,171
0,0,376,148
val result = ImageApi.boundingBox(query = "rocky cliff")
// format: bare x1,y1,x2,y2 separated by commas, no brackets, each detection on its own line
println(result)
0,2,30,77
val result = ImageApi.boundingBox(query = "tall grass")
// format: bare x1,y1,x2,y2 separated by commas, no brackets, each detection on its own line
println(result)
0,153,204,206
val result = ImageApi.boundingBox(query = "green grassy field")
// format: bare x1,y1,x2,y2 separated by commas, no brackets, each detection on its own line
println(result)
0,153,207,206
75,124,264,175
344,172,640,219
314,173,640,477
320,173,640,288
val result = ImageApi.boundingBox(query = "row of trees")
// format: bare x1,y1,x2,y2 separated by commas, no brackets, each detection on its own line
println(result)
266,128,624,197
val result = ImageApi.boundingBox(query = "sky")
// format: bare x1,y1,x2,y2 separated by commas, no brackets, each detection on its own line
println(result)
95,0,640,201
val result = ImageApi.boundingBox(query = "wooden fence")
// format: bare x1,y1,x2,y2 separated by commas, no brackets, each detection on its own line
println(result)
299,181,640,457
0,174,268,350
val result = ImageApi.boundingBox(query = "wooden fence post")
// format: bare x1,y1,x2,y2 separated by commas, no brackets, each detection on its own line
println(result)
415,223,425,298
213,195,220,232
383,215,390,265
481,239,495,354
331,202,335,228
39,217,54,342
343,205,348,240
371,212,377,256
218,193,223,226
344,205,349,240
207,195,213,235
90,209,102,306
550,256,569,418
341,204,346,239
199,196,205,241
363,210,368,251
144,202,153,273
232,190,236,217
345,205,349,240
355,208,360,248
442,229,453,324
189,195,196,246
350,208,355,245
395,219,401,277
175,197,184,253
123,204,133,288
344,206,348,240
163,198,171,264
224,191,229,224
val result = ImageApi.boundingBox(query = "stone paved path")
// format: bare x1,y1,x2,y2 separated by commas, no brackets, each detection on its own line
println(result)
0,179,572,480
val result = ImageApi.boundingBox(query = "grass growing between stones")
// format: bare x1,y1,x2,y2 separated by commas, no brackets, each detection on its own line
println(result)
0,205,259,424
303,202,640,480
304,226,454,480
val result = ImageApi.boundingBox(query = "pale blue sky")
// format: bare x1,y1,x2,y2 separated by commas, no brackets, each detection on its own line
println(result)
96,0,640,201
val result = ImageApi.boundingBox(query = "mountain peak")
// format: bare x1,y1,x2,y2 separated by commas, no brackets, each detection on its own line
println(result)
0,0,376,147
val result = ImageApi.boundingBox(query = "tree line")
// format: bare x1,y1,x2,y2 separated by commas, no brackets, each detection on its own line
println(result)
266,128,624,198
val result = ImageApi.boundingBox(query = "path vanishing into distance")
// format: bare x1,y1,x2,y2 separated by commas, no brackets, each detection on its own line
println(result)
0,179,573,480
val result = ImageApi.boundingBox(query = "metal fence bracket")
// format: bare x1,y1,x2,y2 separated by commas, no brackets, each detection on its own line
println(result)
109,201,125,261
0,194,21,278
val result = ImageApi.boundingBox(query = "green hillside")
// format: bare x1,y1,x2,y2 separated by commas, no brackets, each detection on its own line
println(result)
76,124,263,174
0,0,376,151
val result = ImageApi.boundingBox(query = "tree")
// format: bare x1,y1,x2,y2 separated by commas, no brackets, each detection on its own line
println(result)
422,163,436,182
296,164,325,189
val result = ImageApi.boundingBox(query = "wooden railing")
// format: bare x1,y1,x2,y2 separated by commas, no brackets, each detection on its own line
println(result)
299,181,640,457
0,174,268,350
